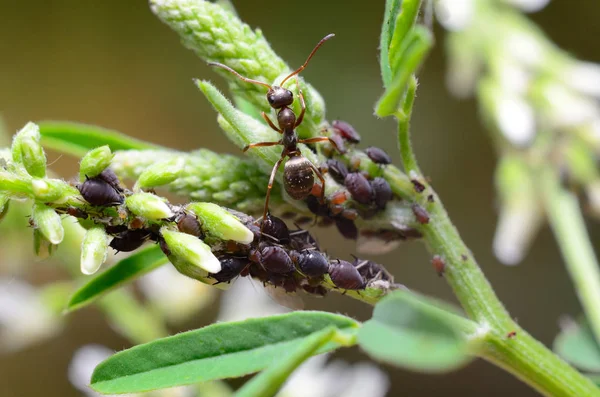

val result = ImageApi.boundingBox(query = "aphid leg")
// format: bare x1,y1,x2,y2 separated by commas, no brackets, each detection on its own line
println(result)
295,79,306,128
308,161,326,204
261,156,286,231
299,136,344,153
242,141,281,153
261,112,282,133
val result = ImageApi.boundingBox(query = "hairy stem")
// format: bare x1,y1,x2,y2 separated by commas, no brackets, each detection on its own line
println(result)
540,167,600,346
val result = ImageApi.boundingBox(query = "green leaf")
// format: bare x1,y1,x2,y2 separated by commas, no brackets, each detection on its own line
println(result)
235,327,339,397
554,318,600,373
375,27,433,117
357,290,474,372
380,0,403,88
388,0,423,70
67,245,168,312
38,121,159,157
91,311,359,394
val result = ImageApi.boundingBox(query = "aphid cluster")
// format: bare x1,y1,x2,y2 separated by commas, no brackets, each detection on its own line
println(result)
204,213,397,298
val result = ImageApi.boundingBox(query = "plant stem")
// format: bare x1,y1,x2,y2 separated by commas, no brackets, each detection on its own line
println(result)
540,166,600,346
390,109,600,394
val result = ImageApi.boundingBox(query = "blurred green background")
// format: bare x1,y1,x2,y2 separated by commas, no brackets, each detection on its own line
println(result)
1,1,600,396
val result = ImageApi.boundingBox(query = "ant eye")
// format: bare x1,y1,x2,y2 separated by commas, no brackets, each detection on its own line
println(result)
267,95,275,104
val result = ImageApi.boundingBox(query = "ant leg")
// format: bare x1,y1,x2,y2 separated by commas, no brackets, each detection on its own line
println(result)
299,136,344,153
307,161,326,204
261,112,282,133
295,79,306,128
242,141,281,153
261,156,286,231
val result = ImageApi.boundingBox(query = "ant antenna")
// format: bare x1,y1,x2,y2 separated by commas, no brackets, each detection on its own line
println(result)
207,62,272,90
279,33,335,87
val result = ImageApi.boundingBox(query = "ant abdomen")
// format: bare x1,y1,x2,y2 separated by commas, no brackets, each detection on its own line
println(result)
284,156,315,200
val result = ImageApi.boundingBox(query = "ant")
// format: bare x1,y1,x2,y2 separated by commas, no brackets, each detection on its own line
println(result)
208,34,342,226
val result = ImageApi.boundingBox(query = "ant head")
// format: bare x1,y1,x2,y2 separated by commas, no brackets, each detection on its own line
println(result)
266,86,294,109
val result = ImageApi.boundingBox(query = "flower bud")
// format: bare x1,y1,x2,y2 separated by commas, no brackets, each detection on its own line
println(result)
186,202,254,244
125,192,173,220
79,146,114,181
160,228,221,274
80,227,109,275
11,122,40,164
31,178,74,203
33,229,57,259
20,137,46,178
134,158,184,190
32,203,64,245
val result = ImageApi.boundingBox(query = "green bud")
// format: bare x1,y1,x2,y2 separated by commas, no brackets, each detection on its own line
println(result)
80,227,109,275
79,146,114,181
134,158,184,190
33,228,57,259
20,137,46,178
32,203,64,245
11,122,41,164
186,202,253,244
125,192,173,220
564,138,598,185
31,178,72,203
160,228,221,273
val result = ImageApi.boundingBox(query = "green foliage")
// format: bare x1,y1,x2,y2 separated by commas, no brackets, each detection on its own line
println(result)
554,317,600,373
358,290,475,372
91,312,358,394
68,246,168,312
38,121,158,156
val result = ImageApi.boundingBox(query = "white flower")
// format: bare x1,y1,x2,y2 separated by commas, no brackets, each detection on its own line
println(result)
138,264,215,324
561,61,600,98
217,277,290,323
0,278,62,353
543,83,599,127
277,354,390,397
493,201,544,265
435,0,474,31
495,60,531,94
504,33,545,68
495,94,536,146
502,0,550,13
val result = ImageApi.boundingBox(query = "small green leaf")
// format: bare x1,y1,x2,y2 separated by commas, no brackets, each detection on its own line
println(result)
375,27,432,117
38,121,159,157
68,245,168,312
358,290,474,372
236,327,340,397
554,318,600,373
388,0,423,70
91,312,359,394
380,0,403,88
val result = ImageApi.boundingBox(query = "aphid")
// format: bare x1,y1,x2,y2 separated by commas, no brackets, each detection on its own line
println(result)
365,147,391,165
98,168,124,192
260,214,291,244
371,177,392,209
328,260,366,290
78,177,123,206
130,217,145,229
507,331,517,339
104,224,129,235
259,245,295,274
411,203,430,224
211,256,250,283
289,227,320,251
352,258,394,282
330,190,348,205
328,134,346,155
302,284,328,297
335,217,358,240
325,159,349,185
268,274,299,293
177,211,203,238
461,254,468,261
427,194,435,203
66,206,87,219
344,173,373,204
294,250,329,278
431,255,446,277
209,34,341,224
332,120,361,143
341,208,358,220
109,229,151,252
411,178,426,193
306,195,330,217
